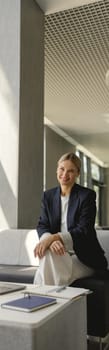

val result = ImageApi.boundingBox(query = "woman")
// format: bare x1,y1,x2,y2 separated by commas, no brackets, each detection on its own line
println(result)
34,152,107,285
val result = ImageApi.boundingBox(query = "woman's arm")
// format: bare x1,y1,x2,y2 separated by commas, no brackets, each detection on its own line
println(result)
68,190,97,262
34,233,65,258
34,191,66,258
70,190,96,239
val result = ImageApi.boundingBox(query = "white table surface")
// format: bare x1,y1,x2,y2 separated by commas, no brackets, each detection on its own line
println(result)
0,291,71,328
0,284,88,350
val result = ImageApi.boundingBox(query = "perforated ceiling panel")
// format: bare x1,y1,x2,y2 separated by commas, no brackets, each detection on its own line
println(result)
44,0,109,164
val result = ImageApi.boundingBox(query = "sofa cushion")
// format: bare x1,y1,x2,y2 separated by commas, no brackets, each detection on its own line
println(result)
19,230,39,266
0,229,39,266
0,230,22,265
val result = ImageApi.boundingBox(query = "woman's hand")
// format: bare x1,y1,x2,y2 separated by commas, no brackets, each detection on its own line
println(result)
34,237,52,259
49,240,66,255
34,233,65,258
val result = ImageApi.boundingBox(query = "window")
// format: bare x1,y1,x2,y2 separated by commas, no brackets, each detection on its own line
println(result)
75,151,106,226
93,182,100,226
91,162,100,181
91,163,104,226
83,155,87,187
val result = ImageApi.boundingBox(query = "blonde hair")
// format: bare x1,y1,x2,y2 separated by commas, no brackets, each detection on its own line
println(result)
57,152,81,172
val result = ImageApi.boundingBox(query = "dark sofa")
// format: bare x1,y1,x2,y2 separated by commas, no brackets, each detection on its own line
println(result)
71,230,109,349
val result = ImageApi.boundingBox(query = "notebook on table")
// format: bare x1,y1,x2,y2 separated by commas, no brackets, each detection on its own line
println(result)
1,294,57,312
0,282,26,295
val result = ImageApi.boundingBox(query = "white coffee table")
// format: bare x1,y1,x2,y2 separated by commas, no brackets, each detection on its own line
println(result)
0,285,88,350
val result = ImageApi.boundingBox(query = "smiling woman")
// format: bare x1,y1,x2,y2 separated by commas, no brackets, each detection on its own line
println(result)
56,153,81,194
34,152,107,286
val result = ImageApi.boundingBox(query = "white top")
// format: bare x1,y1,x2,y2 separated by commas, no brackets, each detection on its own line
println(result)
60,195,74,252
61,195,69,233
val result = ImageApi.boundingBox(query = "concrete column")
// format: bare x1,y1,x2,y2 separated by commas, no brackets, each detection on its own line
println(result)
0,0,44,228
87,157,92,189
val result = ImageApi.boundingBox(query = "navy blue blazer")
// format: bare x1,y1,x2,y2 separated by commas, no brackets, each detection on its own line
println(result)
37,184,107,270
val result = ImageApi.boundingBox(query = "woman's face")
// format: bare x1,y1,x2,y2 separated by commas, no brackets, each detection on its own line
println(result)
57,160,79,188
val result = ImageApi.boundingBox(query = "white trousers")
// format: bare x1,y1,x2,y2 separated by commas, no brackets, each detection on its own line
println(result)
34,233,94,286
